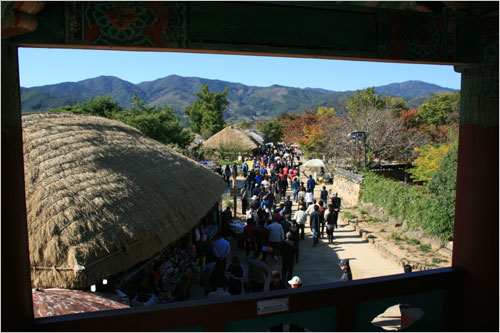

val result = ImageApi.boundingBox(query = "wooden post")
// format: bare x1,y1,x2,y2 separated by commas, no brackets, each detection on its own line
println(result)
233,173,237,214
1,40,34,330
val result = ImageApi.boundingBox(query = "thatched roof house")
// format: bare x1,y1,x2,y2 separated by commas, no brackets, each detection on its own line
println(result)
243,128,271,146
202,126,266,150
22,113,226,289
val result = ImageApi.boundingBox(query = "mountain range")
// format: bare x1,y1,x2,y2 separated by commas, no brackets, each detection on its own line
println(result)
20,75,457,123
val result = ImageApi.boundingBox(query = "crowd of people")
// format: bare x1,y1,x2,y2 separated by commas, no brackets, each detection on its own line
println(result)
200,143,353,299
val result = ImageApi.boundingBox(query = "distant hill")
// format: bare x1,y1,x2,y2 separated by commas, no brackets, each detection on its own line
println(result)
21,76,457,123
374,80,456,98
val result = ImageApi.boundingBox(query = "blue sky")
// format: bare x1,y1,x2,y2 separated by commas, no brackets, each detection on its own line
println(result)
18,47,461,91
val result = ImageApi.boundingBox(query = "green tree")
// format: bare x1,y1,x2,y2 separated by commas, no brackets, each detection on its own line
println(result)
427,141,458,239
317,106,335,116
50,95,122,117
408,143,452,184
417,91,460,126
384,96,408,117
346,87,386,116
113,95,193,148
235,121,252,129
185,84,229,136
256,120,284,143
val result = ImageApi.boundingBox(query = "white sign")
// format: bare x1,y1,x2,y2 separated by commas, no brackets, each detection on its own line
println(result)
257,297,289,315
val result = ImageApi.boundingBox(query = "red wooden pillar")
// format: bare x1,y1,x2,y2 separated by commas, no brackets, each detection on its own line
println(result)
452,16,498,330
1,40,34,330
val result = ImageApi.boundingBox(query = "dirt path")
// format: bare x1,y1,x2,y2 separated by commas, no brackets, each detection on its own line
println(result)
222,171,404,288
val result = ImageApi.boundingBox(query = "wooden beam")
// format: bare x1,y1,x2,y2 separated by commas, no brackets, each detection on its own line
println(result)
11,1,482,65
1,39,34,331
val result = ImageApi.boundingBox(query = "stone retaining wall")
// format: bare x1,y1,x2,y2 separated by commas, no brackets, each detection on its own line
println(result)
332,168,363,208
348,220,434,272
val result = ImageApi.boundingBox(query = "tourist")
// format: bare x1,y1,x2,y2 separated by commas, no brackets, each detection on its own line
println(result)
224,165,231,186
241,187,249,215
220,206,232,239
310,205,322,247
325,204,336,244
227,256,245,295
320,186,328,208
266,218,285,262
278,176,288,200
305,198,316,217
280,232,296,281
297,182,306,202
213,234,230,268
207,277,230,299
339,259,352,281
288,276,302,289
305,189,314,208
209,261,228,293
290,221,300,262
246,206,258,222
252,183,262,197
253,221,269,262
245,251,270,293
293,204,307,240
291,177,300,202
283,195,293,220
249,195,260,210
331,192,342,229
242,160,249,178
306,174,316,192
232,162,238,179
269,271,286,290
243,220,256,257
318,200,325,238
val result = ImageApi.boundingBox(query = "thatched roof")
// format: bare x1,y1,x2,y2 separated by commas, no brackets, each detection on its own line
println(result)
243,129,271,145
202,126,260,150
22,112,226,289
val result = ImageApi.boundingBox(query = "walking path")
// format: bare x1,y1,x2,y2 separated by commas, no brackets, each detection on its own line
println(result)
220,172,402,292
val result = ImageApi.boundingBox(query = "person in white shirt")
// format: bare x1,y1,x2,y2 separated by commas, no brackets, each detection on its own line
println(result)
293,204,307,240
305,199,316,232
265,220,284,262
246,207,258,222
305,189,314,208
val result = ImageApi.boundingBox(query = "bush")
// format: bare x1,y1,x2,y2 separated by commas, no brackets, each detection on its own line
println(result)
360,172,455,241
391,232,402,240
343,212,358,220
222,193,234,209
419,244,431,252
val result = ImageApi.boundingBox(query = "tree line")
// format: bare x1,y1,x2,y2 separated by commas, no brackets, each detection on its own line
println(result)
49,84,229,149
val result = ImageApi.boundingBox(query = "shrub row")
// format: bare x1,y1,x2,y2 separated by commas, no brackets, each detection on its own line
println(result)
360,172,454,241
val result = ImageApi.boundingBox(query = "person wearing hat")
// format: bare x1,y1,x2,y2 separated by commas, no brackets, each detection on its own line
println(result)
250,195,260,210
280,232,296,281
288,276,302,289
252,183,262,197
339,259,352,281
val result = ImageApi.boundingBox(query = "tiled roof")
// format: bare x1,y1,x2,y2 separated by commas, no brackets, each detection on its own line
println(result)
32,288,129,318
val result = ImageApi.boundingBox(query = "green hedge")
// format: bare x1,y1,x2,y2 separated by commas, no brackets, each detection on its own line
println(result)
360,172,454,241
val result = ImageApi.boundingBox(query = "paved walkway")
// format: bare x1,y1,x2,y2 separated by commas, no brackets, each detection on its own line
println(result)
218,172,403,291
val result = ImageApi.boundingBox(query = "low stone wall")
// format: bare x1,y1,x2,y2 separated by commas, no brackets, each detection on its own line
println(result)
332,168,363,208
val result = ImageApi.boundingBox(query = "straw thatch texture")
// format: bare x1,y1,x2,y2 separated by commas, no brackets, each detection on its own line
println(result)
202,126,260,150
22,112,226,289
243,129,271,145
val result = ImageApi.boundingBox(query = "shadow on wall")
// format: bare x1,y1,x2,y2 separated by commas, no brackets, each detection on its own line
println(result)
332,168,363,208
